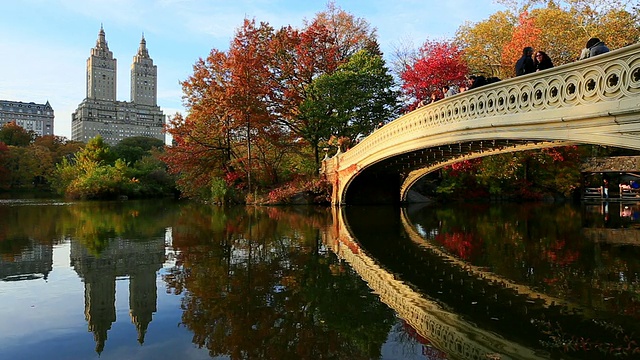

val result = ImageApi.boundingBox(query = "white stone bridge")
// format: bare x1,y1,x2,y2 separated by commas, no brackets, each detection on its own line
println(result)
321,42,640,205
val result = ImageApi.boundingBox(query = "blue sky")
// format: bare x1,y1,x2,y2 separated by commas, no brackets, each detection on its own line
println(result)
0,0,505,139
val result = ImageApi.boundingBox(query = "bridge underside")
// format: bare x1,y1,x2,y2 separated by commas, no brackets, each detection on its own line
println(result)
343,139,560,205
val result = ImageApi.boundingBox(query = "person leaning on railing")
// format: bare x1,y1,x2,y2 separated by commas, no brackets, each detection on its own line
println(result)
515,46,535,76
534,51,554,71
579,37,610,60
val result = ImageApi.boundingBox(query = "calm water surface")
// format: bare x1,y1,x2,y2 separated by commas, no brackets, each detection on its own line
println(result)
1,199,639,359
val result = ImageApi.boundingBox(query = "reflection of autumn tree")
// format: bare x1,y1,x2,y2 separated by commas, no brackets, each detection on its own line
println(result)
405,202,640,357
409,203,640,319
165,206,394,359
434,232,481,260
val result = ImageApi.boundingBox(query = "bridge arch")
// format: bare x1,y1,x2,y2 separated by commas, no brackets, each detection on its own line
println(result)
321,42,640,205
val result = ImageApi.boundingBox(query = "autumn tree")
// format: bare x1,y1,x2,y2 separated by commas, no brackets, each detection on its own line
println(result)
501,11,542,77
2,145,43,188
165,20,283,200
455,12,516,78
495,1,639,66
306,0,380,62
164,49,237,199
163,4,400,200
433,0,640,199
522,0,640,44
456,1,638,79
400,40,468,108
530,5,586,65
33,135,83,164
476,146,583,198
226,19,278,192
592,8,640,50
272,2,383,172
0,121,35,146
28,143,55,186
268,23,341,171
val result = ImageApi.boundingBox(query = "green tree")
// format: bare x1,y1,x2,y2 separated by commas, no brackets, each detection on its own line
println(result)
111,136,165,164
52,136,127,199
0,142,9,189
78,135,111,164
52,135,175,199
300,50,400,154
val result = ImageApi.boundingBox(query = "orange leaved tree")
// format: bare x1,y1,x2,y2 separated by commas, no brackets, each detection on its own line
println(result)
501,11,542,78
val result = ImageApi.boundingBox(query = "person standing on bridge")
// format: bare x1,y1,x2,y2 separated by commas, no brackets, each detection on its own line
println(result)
579,37,610,60
534,51,554,71
442,85,458,98
515,46,535,76
467,75,486,90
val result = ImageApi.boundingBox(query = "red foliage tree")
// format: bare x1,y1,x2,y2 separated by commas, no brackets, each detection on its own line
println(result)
501,11,542,77
163,48,238,198
226,18,278,192
400,39,468,108
269,22,341,168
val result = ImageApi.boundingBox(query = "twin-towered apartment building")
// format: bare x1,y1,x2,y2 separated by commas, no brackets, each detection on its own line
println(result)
0,26,165,145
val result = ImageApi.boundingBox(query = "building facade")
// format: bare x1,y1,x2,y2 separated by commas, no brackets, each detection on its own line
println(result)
0,100,54,137
72,26,165,146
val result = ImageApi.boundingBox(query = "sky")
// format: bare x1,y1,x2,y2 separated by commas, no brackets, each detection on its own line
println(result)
0,0,506,140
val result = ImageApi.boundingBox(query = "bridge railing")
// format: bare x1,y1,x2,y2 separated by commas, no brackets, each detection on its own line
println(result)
321,42,640,175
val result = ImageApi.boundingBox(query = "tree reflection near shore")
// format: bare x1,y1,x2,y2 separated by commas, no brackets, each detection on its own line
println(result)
163,204,395,359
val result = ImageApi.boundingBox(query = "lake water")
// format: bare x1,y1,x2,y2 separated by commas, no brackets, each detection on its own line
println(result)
1,198,639,359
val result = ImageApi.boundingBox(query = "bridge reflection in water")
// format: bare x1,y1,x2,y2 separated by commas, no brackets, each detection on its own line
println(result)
323,204,640,359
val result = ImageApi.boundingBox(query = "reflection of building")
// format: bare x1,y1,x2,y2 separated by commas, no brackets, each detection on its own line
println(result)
71,26,165,146
70,236,164,354
0,240,53,281
0,100,54,136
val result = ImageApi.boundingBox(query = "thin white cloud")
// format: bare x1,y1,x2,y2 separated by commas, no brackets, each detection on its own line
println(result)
0,0,505,140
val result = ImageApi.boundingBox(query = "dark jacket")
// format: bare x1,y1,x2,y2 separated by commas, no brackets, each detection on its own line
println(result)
589,41,610,57
515,55,535,76
535,57,553,71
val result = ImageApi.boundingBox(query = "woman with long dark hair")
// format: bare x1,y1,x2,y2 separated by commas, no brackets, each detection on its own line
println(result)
534,51,554,71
